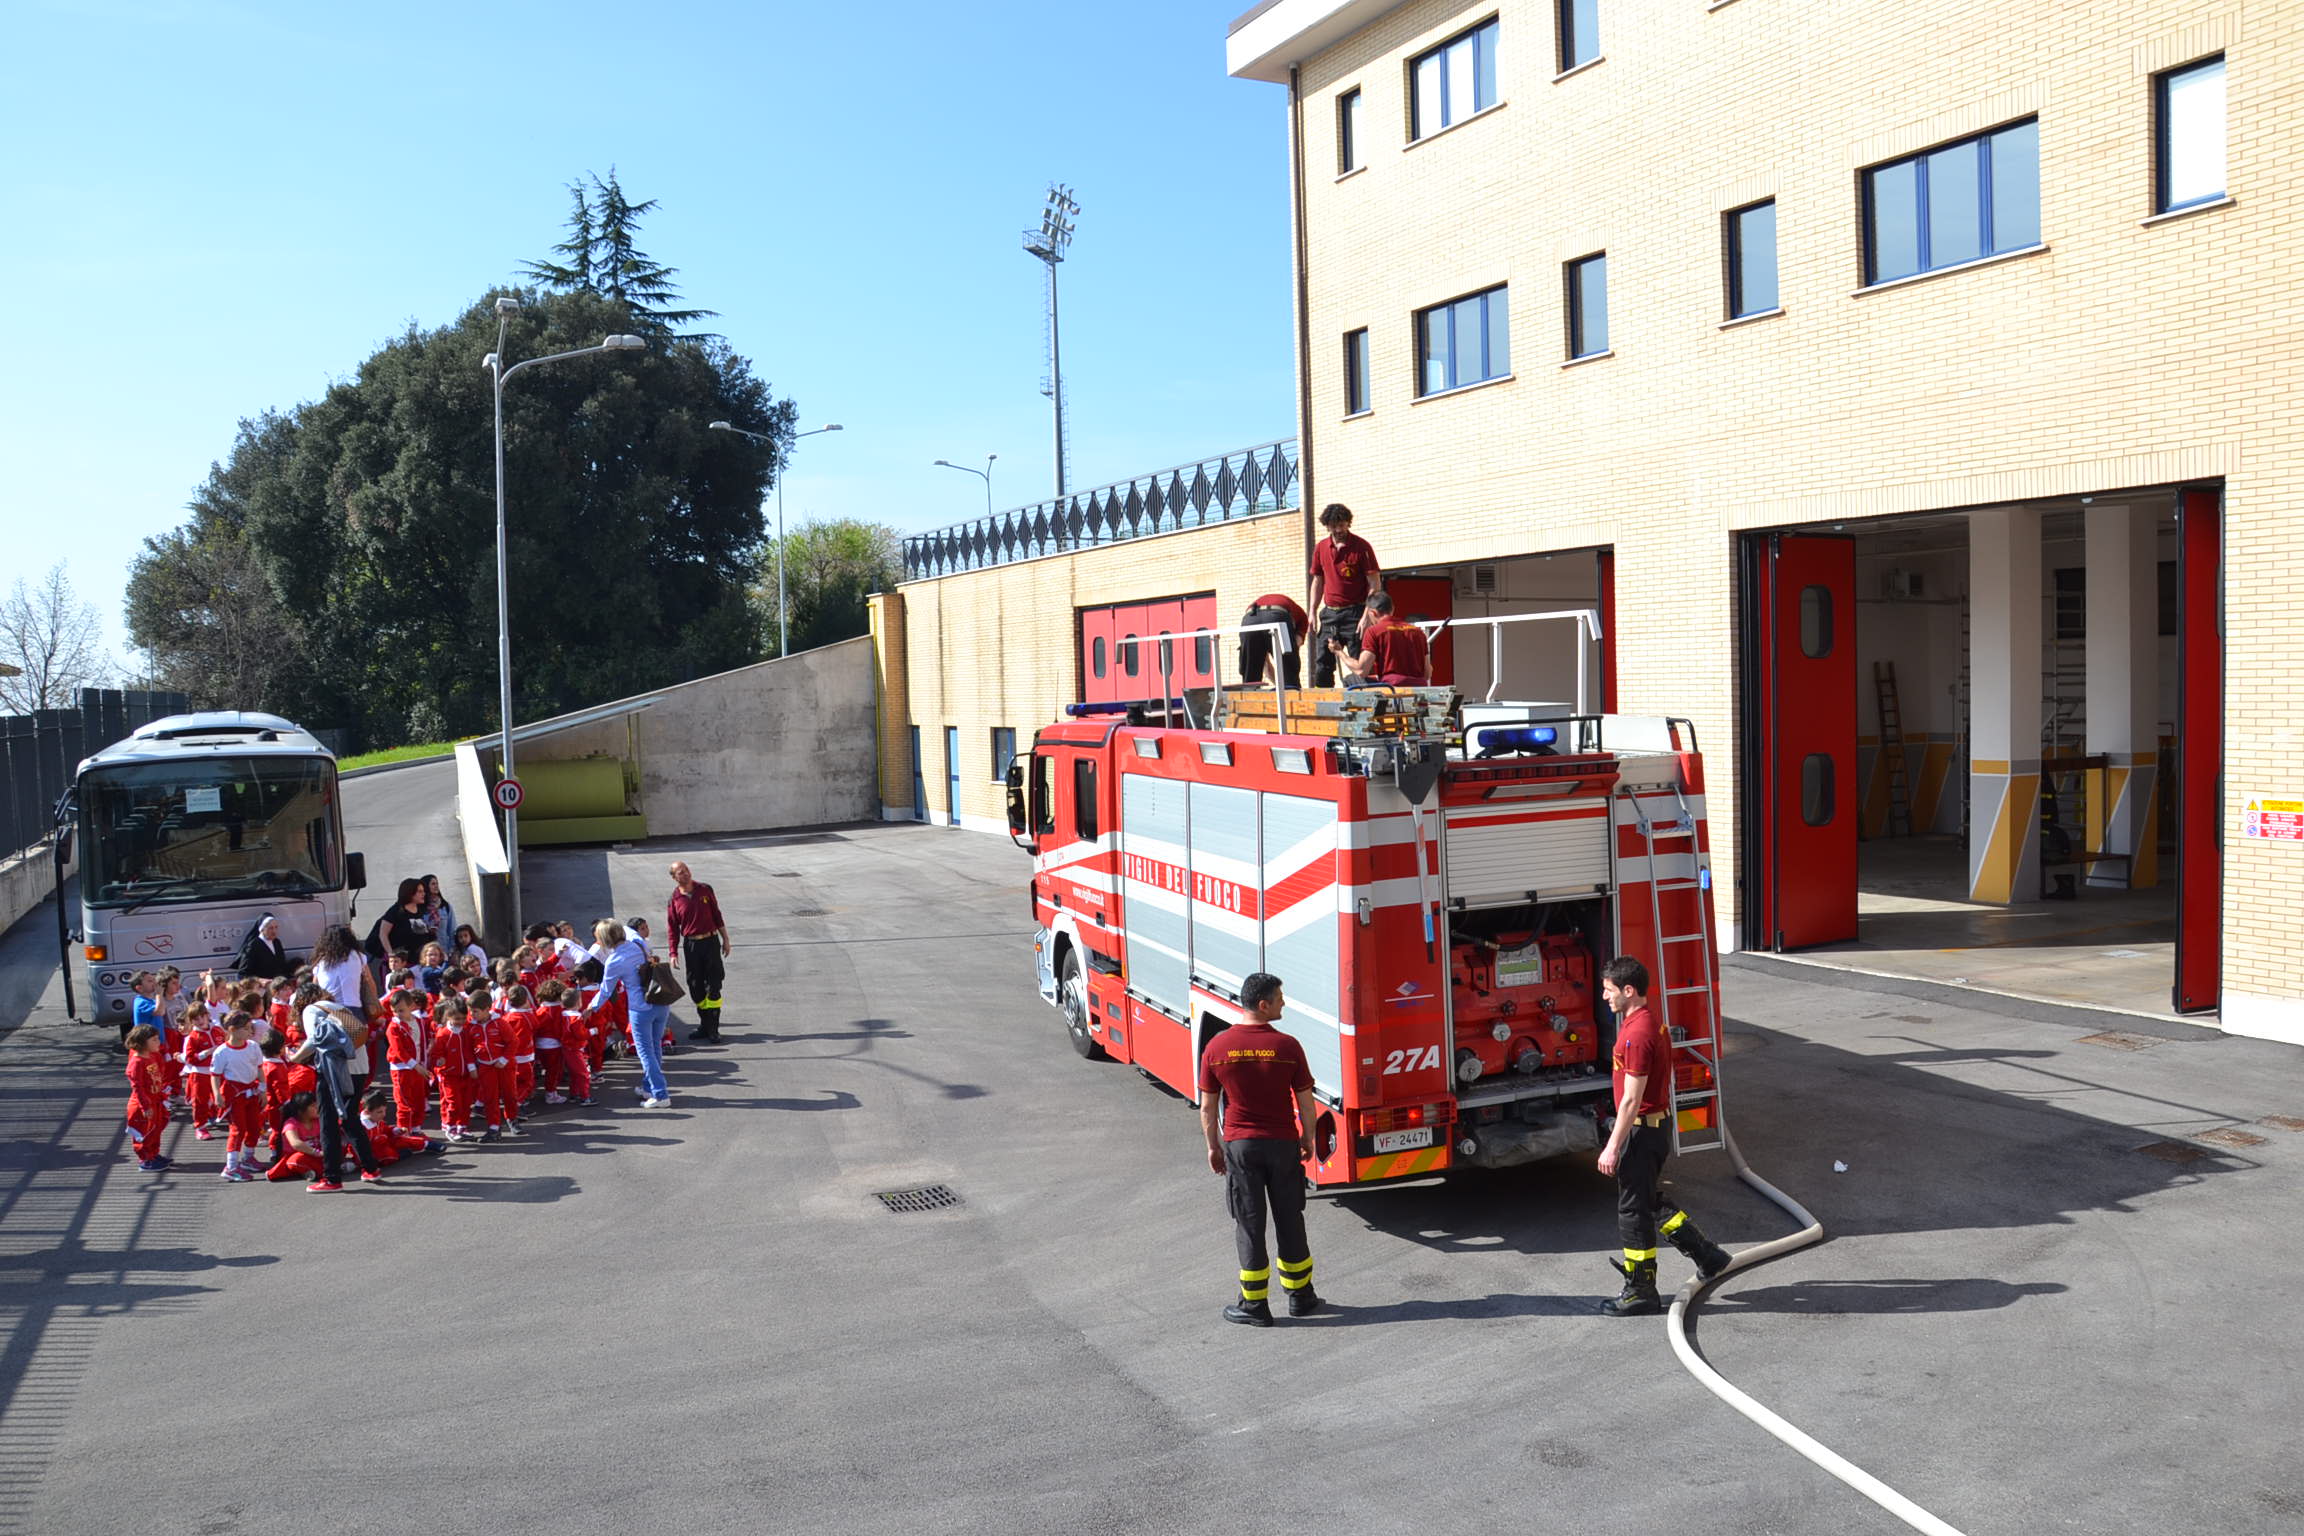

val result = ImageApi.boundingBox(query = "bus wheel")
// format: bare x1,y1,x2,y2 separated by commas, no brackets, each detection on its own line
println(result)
1061,950,1107,1061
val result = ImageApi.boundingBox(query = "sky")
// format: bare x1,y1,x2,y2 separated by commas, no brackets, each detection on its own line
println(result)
1,0,1295,667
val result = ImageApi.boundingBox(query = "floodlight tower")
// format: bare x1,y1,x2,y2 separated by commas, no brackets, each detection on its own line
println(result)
1022,183,1079,499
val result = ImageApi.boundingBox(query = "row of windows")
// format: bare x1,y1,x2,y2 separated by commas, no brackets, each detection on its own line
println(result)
1339,11,2228,233
1341,56,2229,407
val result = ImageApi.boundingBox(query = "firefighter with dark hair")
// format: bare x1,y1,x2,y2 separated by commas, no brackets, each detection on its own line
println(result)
1596,955,1732,1316
1306,503,1382,687
1237,592,1310,689
1199,972,1324,1325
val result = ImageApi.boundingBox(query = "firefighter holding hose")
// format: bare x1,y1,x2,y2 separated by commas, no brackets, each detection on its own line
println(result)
1596,956,1732,1316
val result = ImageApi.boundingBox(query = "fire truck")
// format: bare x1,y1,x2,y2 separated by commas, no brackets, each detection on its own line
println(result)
1006,637,1726,1190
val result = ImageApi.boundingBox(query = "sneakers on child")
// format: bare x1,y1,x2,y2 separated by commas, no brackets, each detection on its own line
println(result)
359,1171,386,1184
307,1180,343,1193
639,1096,670,1108
195,1128,215,1141
478,1129,500,1143
138,1158,169,1172
543,1092,567,1105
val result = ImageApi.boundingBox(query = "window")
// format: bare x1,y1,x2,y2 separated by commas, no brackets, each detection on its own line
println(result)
1800,754,1835,826
1337,87,1363,173
1557,0,1597,73
1121,631,1140,678
1032,753,1055,835
2156,56,2226,212
1411,18,1499,139
1799,585,1833,657
1863,119,2039,284
1727,200,1779,318
1091,636,1107,679
1344,328,1371,415
1073,759,1099,841
1416,284,1510,395
1566,254,1607,359
990,727,1017,782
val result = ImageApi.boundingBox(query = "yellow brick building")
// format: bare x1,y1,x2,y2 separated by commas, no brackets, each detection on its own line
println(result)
876,0,2299,1042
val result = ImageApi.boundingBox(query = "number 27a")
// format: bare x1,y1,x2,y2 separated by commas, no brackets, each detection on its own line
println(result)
1382,1046,1442,1075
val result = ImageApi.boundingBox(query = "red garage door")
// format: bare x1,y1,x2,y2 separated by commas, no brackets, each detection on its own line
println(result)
1079,593,1217,703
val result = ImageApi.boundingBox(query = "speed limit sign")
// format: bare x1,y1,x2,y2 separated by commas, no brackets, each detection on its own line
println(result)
493,777,524,811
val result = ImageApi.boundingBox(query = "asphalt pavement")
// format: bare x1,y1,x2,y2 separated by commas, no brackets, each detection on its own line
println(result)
0,787,2300,1534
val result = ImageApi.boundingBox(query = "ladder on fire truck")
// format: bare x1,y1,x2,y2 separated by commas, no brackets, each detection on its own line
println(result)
1618,780,1725,1155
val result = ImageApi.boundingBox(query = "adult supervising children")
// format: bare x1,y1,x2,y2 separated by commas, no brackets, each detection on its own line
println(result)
1306,503,1382,688
665,861,731,1042
1198,973,1324,1326
1595,956,1732,1316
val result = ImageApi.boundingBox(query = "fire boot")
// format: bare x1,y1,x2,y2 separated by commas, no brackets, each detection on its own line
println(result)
1224,1298,1274,1328
1662,1211,1733,1280
1599,1254,1662,1317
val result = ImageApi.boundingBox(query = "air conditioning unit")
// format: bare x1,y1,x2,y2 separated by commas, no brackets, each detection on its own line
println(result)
1455,563,1500,598
1880,567,1927,599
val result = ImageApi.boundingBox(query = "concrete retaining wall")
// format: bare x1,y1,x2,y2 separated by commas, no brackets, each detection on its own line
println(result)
454,743,514,954
0,837,74,941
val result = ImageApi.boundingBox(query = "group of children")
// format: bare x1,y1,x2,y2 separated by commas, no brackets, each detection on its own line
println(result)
121,923,650,1188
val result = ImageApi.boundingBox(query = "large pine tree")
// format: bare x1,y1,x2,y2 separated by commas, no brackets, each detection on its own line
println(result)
522,169,714,335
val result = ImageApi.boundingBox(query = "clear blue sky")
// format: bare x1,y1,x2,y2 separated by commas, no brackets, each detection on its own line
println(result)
2,0,1294,666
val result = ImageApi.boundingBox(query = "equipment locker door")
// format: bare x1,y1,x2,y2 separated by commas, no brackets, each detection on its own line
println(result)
1748,533,1857,949
2173,487,2221,1014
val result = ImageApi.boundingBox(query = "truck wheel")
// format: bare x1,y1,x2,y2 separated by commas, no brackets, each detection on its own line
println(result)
1060,950,1107,1060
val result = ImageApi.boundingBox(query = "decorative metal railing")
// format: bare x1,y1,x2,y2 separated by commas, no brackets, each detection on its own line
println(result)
902,437,1298,580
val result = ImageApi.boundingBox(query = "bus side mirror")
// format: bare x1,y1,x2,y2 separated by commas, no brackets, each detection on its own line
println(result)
53,829,72,866
1004,760,1029,841
345,852,367,892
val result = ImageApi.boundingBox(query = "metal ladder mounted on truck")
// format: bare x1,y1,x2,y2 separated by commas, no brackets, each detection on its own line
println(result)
1617,780,1726,1155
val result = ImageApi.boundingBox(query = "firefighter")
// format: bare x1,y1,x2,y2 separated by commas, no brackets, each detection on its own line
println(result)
1198,972,1324,1326
1595,956,1732,1316
1327,591,1430,686
1306,503,1382,687
664,861,732,1042
1238,592,1310,688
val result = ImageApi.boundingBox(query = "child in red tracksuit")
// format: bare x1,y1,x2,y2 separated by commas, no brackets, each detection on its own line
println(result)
431,995,483,1143
359,1087,438,1165
265,1093,325,1182
125,1025,172,1171
181,995,222,1139
475,998,517,1139
500,986,538,1115
211,1011,269,1181
259,1031,316,1118
535,982,592,1106
268,976,299,1047
155,968,187,1108
384,989,432,1131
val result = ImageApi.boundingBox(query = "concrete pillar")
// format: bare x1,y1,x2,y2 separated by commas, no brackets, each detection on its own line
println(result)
2082,505,2161,887
1968,507,2043,903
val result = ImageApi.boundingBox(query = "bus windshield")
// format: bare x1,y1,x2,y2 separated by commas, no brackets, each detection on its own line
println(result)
80,755,341,909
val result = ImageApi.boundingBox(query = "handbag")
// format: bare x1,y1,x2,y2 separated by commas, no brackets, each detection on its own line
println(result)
643,959,686,1007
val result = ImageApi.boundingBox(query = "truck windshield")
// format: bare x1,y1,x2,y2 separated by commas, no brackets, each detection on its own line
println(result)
80,756,341,909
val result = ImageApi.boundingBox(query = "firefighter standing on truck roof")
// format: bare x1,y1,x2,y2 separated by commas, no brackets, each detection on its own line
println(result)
1306,503,1382,688
1595,956,1732,1316
1199,973,1325,1326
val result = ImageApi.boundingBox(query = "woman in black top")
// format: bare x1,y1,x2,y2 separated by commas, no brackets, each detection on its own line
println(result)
232,913,292,979
365,878,435,970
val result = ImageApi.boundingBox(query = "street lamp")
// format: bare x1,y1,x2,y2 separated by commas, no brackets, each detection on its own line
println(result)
484,295,646,934
933,455,997,518
709,420,843,657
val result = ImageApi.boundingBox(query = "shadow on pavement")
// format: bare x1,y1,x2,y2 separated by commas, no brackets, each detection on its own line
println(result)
1701,1277,2068,1315
1285,1292,1594,1326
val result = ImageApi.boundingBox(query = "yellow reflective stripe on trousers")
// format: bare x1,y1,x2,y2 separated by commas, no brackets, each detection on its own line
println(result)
1659,1211,1689,1236
1623,1247,1657,1262
1277,1256,1314,1288
1239,1268,1270,1283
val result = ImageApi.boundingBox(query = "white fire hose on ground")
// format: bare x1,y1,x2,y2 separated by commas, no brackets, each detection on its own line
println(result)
1666,1127,1970,1536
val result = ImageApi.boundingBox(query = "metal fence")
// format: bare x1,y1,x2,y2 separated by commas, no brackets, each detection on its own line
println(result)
1,689,188,862
902,438,1299,580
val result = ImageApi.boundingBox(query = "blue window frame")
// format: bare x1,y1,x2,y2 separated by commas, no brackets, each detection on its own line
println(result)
2155,56,2226,213
1416,285,1510,396
1344,327,1371,414
990,727,1016,782
1557,0,1598,73
1727,200,1778,318
1566,254,1607,359
1863,119,2039,285
1410,18,1500,140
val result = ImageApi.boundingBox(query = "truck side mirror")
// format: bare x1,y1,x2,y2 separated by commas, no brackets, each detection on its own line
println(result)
345,851,367,892
1004,759,1030,845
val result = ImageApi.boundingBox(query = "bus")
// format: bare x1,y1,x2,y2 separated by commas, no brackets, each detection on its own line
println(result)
64,712,367,1024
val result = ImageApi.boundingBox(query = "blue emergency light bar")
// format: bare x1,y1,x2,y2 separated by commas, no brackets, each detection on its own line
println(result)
1471,725,1558,756
1064,699,1186,718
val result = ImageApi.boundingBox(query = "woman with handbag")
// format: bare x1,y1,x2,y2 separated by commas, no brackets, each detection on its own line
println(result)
592,920,678,1108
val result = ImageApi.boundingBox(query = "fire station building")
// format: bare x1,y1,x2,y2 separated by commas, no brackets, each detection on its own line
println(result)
869,0,2302,1043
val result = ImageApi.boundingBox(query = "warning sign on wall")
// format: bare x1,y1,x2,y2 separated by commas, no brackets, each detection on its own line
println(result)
2242,796,2304,843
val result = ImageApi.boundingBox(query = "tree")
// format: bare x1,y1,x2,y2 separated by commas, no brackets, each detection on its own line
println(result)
522,170,713,335
755,518,905,656
129,287,795,747
0,562,113,713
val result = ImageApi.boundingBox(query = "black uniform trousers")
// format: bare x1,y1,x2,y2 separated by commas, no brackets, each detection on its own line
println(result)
1310,603,1365,687
1238,606,1302,689
1614,1121,1684,1254
682,935,725,1031
1225,1137,1311,1300
316,1078,379,1182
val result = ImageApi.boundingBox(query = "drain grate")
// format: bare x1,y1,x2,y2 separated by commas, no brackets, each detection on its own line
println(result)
874,1183,962,1214
2200,1127,2269,1150
2078,1031,2164,1052
2138,1140,2209,1164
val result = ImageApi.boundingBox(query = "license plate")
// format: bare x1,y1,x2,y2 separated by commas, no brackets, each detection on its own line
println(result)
1372,1127,1433,1153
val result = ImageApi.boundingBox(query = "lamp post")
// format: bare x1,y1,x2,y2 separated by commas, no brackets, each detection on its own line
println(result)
484,297,646,934
709,420,842,657
932,455,997,518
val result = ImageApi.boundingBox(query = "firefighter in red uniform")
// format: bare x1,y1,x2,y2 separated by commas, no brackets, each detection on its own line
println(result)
1238,593,1310,689
1306,504,1382,687
1198,972,1325,1326
1328,591,1431,686
1595,956,1732,1315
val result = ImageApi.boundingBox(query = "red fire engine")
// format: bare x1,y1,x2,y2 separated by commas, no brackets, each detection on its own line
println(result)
1005,662,1727,1190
